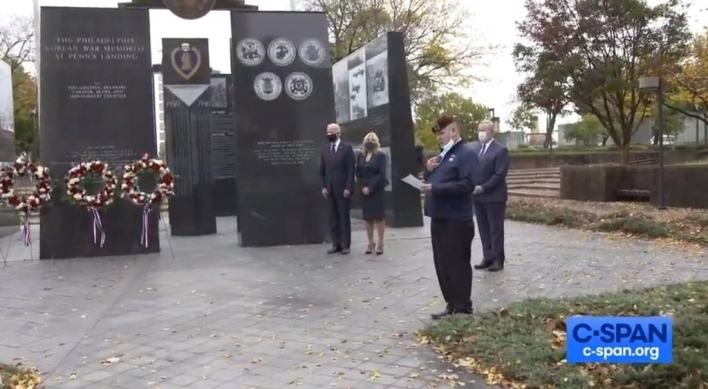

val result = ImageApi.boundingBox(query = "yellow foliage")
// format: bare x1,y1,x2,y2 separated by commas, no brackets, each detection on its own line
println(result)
669,29,708,108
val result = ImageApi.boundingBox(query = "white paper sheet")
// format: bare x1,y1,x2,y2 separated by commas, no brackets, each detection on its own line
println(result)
401,174,424,190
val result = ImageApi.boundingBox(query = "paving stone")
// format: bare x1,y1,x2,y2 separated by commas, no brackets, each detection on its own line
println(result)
0,217,705,388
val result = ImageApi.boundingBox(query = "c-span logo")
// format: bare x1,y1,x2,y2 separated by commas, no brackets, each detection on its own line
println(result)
566,316,672,363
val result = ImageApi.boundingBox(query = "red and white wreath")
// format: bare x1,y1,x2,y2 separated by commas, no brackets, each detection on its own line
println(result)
121,154,175,208
0,153,51,214
65,161,118,208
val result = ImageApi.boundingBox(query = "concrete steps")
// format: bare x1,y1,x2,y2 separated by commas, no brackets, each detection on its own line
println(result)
508,167,560,198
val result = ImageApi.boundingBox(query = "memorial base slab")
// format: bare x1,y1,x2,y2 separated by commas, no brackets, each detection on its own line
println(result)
168,183,217,236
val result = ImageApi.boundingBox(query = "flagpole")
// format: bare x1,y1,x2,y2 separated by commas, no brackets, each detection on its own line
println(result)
33,0,40,154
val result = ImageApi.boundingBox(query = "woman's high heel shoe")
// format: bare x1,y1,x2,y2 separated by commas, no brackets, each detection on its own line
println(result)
375,244,384,255
365,243,375,254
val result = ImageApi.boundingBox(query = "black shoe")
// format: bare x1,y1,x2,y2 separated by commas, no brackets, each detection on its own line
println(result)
488,262,504,272
340,248,350,255
327,246,343,254
453,308,473,315
430,309,452,320
474,261,493,270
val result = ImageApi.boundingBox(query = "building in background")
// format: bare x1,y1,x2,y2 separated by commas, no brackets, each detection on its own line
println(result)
0,60,16,162
153,72,165,157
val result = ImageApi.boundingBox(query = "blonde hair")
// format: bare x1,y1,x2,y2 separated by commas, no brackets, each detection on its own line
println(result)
362,132,381,159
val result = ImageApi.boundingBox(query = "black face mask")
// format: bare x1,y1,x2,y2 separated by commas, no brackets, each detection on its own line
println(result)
364,141,375,150
327,134,337,142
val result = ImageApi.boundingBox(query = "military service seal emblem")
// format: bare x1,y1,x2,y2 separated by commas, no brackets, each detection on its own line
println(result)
254,72,282,101
298,39,325,66
236,38,265,66
268,38,296,66
285,72,313,101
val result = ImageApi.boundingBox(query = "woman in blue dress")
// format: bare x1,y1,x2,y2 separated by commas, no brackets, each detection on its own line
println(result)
356,132,388,255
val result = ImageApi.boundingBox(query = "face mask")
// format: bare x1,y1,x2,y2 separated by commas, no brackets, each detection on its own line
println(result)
441,139,454,153
364,141,375,150
478,131,488,143
327,134,337,142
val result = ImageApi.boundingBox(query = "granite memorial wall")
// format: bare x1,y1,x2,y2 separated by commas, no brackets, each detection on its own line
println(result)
210,74,237,216
162,38,217,236
332,32,422,228
231,11,334,246
39,7,159,259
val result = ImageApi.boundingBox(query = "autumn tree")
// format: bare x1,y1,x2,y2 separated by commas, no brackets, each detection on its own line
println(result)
564,115,605,146
517,0,692,163
507,102,537,133
667,28,708,125
414,92,488,149
1,14,37,155
512,48,571,148
302,0,491,102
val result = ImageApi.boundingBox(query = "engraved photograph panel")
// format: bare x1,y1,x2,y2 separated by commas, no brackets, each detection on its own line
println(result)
347,47,367,120
365,50,389,108
332,60,349,123
210,77,228,108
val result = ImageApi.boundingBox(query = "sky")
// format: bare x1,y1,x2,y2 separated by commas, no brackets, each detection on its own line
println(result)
1,0,706,128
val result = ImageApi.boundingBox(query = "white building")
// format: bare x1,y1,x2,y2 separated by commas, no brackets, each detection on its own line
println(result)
152,73,166,157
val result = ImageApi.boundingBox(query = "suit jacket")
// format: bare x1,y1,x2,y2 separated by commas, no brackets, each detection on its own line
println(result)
423,140,477,220
320,141,355,195
355,151,387,193
471,140,509,203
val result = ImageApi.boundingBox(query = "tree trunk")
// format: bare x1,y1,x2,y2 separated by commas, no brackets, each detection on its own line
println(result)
601,135,609,146
619,143,631,164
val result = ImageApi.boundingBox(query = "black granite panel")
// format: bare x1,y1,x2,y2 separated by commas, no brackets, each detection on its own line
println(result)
161,38,211,85
230,11,332,247
39,7,159,259
332,32,422,228
162,45,217,236
386,32,423,228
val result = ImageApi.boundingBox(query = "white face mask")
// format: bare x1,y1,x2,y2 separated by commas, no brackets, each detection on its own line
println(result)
478,131,489,143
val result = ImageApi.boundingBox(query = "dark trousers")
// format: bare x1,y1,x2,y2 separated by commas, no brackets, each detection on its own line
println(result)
328,193,351,248
474,201,506,264
430,218,474,311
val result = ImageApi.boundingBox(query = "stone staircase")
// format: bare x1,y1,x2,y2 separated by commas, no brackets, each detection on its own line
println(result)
507,167,560,198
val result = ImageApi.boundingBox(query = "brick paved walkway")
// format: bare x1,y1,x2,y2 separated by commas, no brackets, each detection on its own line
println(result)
0,217,705,388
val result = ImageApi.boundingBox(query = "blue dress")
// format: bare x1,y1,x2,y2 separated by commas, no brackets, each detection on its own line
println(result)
356,151,387,221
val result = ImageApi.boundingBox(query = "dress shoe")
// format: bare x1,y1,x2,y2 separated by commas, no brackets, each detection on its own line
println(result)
327,246,343,254
488,262,504,272
340,248,350,255
431,307,473,320
474,261,493,270
430,309,452,320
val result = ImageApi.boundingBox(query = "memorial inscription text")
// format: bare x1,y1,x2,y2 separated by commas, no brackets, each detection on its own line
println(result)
254,140,318,166
44,37,147,61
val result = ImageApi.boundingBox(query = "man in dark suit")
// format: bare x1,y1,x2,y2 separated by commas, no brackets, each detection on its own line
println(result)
472,120,509,272
320,123,356,255
421,115,478,319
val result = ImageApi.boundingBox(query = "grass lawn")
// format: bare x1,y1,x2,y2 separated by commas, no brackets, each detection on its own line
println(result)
0,363,41,389
506,197,708,247
418,281,708,389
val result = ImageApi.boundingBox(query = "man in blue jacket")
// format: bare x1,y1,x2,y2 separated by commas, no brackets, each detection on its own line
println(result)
421,115,478,320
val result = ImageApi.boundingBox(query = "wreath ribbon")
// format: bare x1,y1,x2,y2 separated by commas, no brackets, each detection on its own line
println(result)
141,205,150,248
122,154,175,248
89,207,106,247
21,214,31,247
